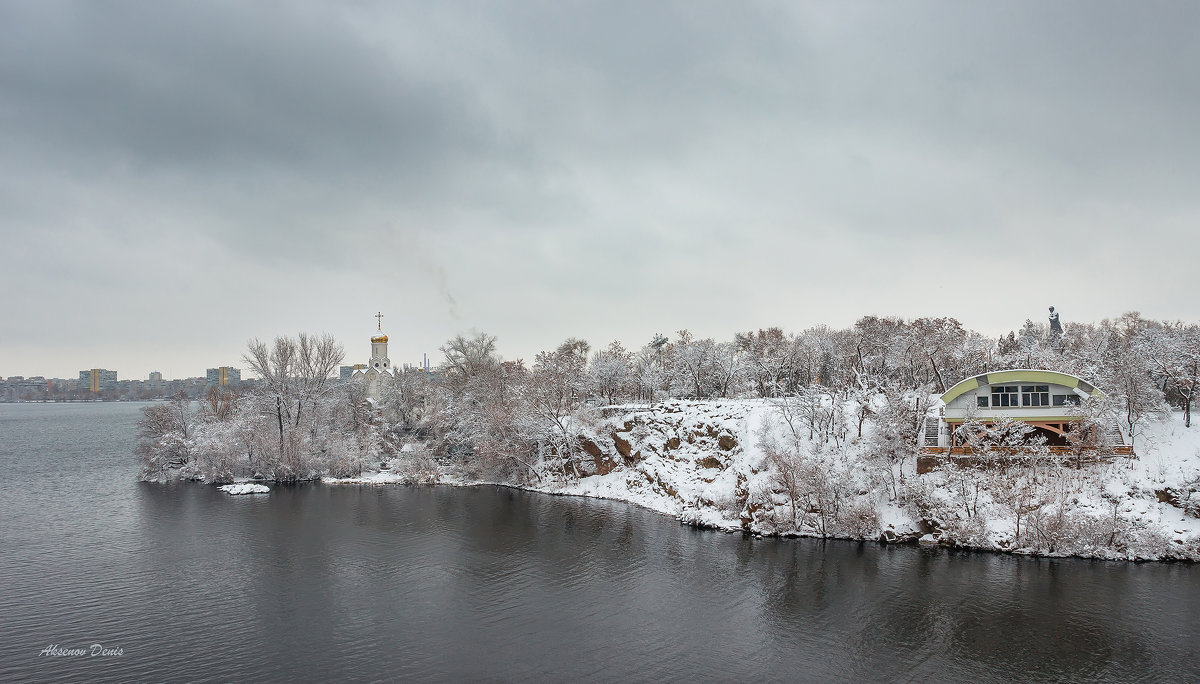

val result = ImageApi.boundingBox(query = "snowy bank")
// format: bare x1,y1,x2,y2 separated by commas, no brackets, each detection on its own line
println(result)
325,399,1200,562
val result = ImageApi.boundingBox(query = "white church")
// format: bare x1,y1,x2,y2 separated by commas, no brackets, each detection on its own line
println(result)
346,312,393,402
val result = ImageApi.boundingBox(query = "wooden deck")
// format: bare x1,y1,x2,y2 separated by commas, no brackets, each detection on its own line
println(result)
917,445,1134,473
922,445,1134,456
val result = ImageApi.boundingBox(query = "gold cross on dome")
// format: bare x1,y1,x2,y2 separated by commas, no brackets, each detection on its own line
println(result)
375,311,384,331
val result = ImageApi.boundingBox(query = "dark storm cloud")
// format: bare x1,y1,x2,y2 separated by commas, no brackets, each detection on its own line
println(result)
1,2,487,173
2,1,1200,377
0,1,519,266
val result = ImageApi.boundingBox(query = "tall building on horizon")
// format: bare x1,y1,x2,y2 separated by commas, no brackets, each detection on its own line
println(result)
78,368,117,393
206,367,241,387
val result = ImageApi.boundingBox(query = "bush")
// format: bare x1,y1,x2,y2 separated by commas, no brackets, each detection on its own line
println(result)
836,498,880,539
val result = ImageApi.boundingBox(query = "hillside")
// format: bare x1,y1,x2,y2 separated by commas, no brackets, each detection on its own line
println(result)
330,399,1200,561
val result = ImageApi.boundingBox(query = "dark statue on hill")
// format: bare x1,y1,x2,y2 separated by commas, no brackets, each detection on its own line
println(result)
1048,306,1063,334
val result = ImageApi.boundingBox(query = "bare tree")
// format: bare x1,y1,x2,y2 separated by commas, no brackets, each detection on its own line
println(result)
294,332,344,426
439,331,499,388
242,333,345,480
244,335,298,450
204,385,236,421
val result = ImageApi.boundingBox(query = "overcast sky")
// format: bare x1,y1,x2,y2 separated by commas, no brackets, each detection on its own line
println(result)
3,1,1199,380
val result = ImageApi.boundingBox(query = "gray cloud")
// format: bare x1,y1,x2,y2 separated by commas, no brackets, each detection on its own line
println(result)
2,1,1199,377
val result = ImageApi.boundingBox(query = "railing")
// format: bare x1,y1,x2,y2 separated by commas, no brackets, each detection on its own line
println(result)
917,445,1134,473
921,445,1133,456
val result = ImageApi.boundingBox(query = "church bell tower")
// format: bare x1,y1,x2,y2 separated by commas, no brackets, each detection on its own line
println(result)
370,311,390,371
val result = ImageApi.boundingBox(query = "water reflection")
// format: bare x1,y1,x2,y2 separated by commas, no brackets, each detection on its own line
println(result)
1,403,1199,683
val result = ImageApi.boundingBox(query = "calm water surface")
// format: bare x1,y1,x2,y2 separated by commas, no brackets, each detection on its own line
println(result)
1,402,1198,683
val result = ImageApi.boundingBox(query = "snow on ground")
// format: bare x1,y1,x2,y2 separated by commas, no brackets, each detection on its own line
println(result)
324,399,1200,561
219,483,270,495
324,470,407,485
533,400,765,530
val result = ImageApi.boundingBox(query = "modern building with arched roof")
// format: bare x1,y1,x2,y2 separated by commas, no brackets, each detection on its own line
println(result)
920,369,1132,455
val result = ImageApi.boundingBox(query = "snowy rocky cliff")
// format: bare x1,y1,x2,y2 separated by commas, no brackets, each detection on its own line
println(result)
533,399,912,541
564,401,759,529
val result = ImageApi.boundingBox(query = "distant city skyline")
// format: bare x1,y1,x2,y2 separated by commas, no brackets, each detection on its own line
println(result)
0,322,434,380
2,363,253,383
2,328,435,381
0,364,250,402
0,304,1149,382
2,367,245,385
4,2,1200,379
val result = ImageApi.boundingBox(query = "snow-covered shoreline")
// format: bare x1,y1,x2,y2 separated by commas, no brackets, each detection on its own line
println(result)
323,399,1200,562
324,473,1198,562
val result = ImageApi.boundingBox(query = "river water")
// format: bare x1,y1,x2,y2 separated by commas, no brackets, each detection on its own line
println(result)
1,402,1198,683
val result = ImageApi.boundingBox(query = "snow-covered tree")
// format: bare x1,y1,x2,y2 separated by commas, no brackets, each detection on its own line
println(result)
588,340,633,406
902,317,972,392
669,329,717,398
1097,314,1169,446
525,339,591,480
852,315,907,383
710,340,743,398
632,335,669,402
136,391,194,480
1139,322,1200,427
1062,396,1121,467
735,327,797,396
866,383,935,501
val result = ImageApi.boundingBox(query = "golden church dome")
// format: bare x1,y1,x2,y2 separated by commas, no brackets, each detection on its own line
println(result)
371,334,388,343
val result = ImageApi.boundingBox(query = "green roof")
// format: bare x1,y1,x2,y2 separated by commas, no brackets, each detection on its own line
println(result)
940,370,1102,405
